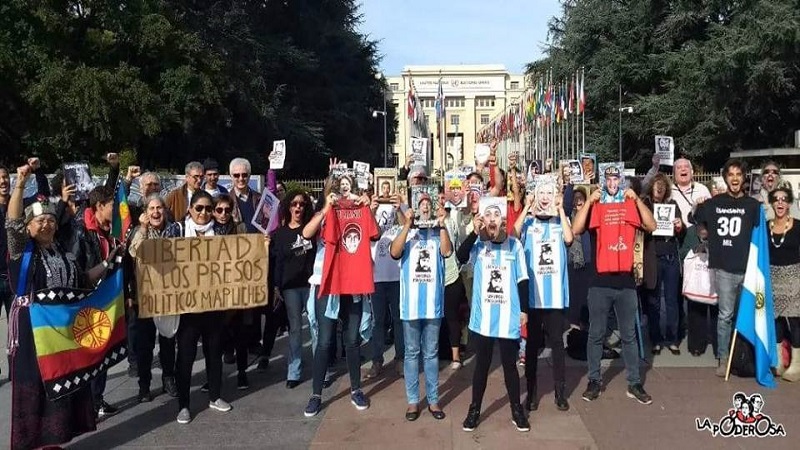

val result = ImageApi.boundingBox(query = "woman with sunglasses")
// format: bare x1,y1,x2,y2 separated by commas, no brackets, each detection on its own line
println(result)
768,187,800,381
757,161,800,220
210,196,254,390
169,191,232,424
271,190,316,388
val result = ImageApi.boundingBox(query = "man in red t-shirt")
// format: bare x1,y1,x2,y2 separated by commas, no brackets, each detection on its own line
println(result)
319,199,379,296
589,199,641,273
571,186,656,406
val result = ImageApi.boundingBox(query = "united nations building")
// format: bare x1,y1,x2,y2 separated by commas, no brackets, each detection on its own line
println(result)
386,65,526,172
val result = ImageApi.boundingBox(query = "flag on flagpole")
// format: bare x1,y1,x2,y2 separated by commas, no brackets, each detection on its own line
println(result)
434,78,446,122
407,82,415,120
735,208,778,388
579,68,586,114
112,180,131,242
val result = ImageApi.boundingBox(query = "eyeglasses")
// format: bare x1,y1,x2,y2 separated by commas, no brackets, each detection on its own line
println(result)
764,169,779,175
215,207,232,214
773,196,789,204
232,173,249,179
290,201,306,208
193,205,213,213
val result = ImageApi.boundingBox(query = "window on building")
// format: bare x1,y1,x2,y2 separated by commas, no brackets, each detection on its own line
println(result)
480,114,490,125
451,114,460,126
510,81,520,90
445,97,465,108
476,97,496,108
390,83,399,91
422,97,435,108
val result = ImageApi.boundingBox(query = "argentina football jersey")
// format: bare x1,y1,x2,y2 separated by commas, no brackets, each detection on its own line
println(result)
468,237,528,339
400,229,444,320
521,217,570,309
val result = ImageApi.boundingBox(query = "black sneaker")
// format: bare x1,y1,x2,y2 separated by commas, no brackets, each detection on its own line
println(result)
162,376,178,397
97,400,119,417
237,373,250,390
554,383,570,411
304,395,322,417
581,380,602,402
256,358,270,372
626,383,653,405
462,404,481,432
510,403,530,432
138,389,153,403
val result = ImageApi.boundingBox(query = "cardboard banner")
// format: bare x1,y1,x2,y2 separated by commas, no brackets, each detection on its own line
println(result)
135,234,269,318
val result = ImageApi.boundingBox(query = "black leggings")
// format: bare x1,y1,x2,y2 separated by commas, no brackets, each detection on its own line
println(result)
469,331,520,408
312,294,363,396
525,309,566,386
176,312,224,409
134,317,176,391
776,317,800,347
444,277,467,351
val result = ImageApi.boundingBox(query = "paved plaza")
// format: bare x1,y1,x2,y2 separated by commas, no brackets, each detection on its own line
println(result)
0,316,796,450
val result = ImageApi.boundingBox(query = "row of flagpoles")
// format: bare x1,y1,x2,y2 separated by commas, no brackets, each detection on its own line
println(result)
477,67,588,164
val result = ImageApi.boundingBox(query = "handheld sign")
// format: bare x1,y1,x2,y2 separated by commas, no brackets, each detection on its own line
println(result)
599,162,626,204
251,189,280,234
136,235,269,318
374,168,397,203
63,162,95,202
353,161,371,191
269,140,287,170
653,203,676,237
411,184,439,228
530,174,560,217
474,144,491,165
410,138,429,166
654,136,674,166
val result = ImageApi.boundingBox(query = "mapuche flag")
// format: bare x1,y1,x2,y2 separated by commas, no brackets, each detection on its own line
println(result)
29,267,127,400
112,179,131,242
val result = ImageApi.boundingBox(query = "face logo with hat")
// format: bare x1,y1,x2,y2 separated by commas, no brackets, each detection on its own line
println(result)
342,222,362,254
603,165,622,198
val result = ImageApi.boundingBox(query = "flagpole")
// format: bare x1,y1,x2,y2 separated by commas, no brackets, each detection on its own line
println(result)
725,333,738,381
581,67,586,154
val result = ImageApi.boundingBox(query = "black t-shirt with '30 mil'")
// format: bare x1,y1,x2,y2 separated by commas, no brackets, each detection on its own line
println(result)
694,194,761,274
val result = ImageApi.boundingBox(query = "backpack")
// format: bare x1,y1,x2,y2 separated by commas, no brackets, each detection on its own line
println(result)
682,248,718,304
566,327,588,361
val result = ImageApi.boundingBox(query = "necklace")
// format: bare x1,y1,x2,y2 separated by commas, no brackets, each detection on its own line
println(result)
770,218,791,248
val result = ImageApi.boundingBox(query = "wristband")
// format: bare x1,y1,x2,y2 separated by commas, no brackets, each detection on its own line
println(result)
102,260,109,268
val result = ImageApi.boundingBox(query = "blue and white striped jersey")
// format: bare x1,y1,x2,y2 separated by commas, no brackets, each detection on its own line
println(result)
467,237,528,339
520,217,570,309
399,229,444,320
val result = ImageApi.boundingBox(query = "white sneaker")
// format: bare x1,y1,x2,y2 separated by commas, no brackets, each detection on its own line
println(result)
176,408,192,424
450,361,462,370
209,398,232,412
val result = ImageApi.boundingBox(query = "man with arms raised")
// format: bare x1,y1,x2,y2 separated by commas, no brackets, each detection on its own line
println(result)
693,159,762,377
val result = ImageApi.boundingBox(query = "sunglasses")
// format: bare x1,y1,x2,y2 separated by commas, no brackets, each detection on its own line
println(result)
193,204,213,213
291,201,306,208
232,173,249,179
773,196,789,204
215,207,232,214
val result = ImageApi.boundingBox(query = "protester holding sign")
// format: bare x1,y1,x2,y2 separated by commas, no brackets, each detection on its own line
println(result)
169,191,232,424
514,189,573,413
271,190,316,389
128,194,181,402
5,163,116,450
390,206,452,422
456,205,531,433
643,173,684,356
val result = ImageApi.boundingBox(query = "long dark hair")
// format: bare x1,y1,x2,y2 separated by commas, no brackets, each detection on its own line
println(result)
280,189,314,227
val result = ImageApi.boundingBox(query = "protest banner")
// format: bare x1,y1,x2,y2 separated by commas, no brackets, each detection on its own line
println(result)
63,162,95,202
353,161,371,191
411,184,439,228
135,234,269,318
474,143,491,165
599,162,626,204
444,170,467,208
654,203,676,237
530,174,560,217
374,168,397,203
580,153,597,184
410,137,429,166
251,189,280,234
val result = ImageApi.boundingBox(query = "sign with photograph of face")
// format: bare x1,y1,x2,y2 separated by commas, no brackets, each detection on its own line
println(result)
653,203,676,237
530,174,560,217
444,171,467,208
374,168,397,203
580,153,597,184
654,135,674,166
599,162,626,204
478,197,507,233
411,184,439,228
410,137,429,167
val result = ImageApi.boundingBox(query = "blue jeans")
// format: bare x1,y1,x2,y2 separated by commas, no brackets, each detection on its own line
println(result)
647,255,681,346
587,287,641,386
371,281,403,364
283,287,310,382
713,269,745,360
403,319,441,405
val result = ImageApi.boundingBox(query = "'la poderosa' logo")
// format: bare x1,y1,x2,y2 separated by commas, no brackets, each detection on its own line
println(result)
695,392,786,438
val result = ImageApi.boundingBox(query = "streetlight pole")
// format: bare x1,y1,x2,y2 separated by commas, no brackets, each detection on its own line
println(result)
375,72,388,167
618,84,622,162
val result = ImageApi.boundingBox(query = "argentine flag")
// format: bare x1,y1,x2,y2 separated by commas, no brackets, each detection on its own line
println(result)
735,208,778,388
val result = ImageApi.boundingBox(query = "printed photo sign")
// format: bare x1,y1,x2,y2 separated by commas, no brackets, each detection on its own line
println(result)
654,135,674,166
561,159,584,184
251,189,280,234
374,168,397,203
653,203,676,237
269,140,286,170
530,174,560,217
353,161,371,191
63,162,95,202
410,137,429,166
411,184,439,228
579,153,597,184
479,196,507,228
135,235,269,318
474,143,491,165
599,162,626,204
444,171,467,208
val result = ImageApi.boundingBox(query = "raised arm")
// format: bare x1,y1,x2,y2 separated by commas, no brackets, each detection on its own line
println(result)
513,192,533,238
303,193,335,239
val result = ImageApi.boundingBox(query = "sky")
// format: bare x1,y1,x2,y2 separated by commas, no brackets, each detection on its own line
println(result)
357,0,561,75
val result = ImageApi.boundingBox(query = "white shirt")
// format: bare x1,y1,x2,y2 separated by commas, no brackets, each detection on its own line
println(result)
671,182,711,226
